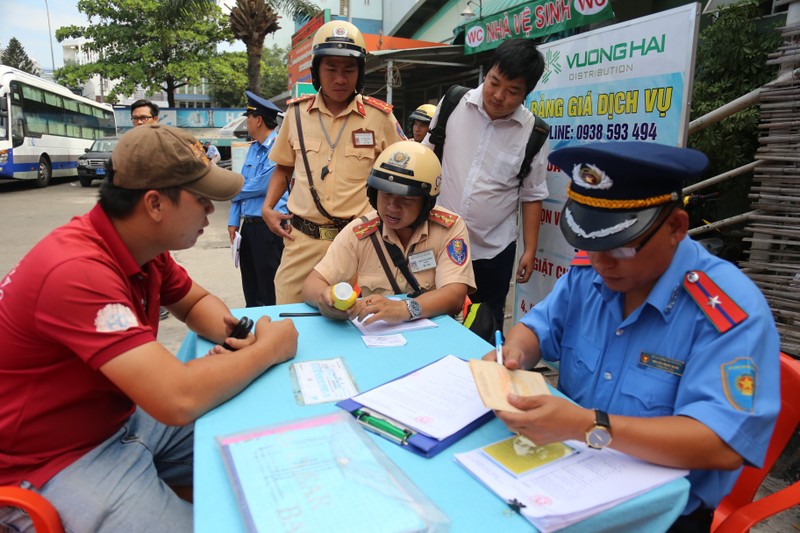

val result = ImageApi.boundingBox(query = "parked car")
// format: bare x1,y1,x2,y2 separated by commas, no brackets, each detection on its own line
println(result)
76,136,120,187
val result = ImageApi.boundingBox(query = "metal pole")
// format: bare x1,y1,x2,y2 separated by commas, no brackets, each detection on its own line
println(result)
44,0,57,71
386,60,393,104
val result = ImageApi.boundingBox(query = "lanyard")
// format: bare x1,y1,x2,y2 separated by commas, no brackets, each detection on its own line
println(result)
318,112,350,179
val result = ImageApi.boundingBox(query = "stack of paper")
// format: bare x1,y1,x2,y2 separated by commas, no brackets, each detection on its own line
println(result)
455,439,688,532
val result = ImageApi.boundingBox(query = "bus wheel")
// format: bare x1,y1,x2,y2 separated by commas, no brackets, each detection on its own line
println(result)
36,157,52,188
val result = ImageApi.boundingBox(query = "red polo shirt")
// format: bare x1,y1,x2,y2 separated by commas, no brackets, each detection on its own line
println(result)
0,204,192,487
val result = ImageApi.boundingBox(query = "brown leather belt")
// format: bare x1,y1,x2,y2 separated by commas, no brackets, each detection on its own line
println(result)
290,214,349,241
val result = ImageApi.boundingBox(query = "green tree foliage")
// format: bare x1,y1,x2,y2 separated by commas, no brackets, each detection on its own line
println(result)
1,37,40,76
54,0,232,107
208,45,288,107
687,0,782,260
260,45,289,99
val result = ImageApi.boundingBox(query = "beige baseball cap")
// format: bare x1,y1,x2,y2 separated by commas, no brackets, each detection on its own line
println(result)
112,124,243,201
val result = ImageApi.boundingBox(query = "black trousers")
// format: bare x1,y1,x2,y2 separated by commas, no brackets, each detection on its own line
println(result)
668,508,713,533
470,241,517,330
239,220,284,307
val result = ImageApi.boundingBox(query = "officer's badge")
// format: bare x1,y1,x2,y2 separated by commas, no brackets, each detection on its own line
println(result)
390,150,410,168
447,238,468,266
572,163,612,190
333,26,349,38
721,357,757,412
435,175,441,190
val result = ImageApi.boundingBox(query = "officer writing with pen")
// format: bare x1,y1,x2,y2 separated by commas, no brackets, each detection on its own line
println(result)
485,141,780,532
302,141,475,325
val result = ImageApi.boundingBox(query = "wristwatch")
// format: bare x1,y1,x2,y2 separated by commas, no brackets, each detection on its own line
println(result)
585,409,612,449
405,298,422,321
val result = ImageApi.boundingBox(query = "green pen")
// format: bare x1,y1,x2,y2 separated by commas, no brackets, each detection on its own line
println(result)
354,410,409,442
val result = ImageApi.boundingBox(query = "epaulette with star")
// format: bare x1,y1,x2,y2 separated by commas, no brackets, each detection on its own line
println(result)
428,208,458,228
363,96,393,114
287,94,314,106
353,217,381,240
683,270,748,333
570,250,591,266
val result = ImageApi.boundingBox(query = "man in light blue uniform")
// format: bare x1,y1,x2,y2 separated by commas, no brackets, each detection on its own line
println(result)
228,91,288,306
490,142,780,532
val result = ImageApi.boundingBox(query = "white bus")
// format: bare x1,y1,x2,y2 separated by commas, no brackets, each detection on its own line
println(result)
0,66,116,187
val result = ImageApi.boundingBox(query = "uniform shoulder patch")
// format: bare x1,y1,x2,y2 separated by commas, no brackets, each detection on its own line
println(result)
447,238,468,266
683,270,748,333
287,94,314,106
363,96,393,114
428,208,458,228
353,217,381,240
721,357,757,412
570,250,591,266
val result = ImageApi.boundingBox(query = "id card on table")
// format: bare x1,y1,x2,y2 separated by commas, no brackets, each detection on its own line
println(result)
290,357,358,405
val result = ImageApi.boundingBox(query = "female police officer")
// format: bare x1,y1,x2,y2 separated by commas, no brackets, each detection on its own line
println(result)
302,141,475,325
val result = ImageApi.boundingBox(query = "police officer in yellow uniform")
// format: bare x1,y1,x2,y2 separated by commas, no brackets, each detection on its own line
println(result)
409,104,435,142
262,20,407,304
303,141,476,325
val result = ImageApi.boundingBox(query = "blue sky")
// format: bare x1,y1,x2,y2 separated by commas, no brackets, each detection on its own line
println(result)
0,0,294,72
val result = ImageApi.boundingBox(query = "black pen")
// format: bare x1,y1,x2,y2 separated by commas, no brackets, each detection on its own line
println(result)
278,312,322,317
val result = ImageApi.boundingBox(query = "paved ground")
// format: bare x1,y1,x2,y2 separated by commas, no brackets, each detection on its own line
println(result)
1,178,796,530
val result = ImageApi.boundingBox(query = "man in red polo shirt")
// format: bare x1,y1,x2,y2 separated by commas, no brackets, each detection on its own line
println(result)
0,125,298,532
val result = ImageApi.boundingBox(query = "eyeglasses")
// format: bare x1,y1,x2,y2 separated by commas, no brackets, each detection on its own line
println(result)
131,115,154,123
605,208,674,259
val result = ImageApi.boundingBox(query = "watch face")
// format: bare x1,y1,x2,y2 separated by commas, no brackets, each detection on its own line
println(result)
587,427,612,449
407,299,421,319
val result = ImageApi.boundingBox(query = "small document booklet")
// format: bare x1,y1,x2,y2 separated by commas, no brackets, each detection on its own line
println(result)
231,230,241,268
217,412,450,533
337,354,493,457
468,359,551,412
455,439,688,532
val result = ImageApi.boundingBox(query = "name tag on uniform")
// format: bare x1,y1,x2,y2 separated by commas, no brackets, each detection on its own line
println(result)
352,129,375,147
408,250,436,272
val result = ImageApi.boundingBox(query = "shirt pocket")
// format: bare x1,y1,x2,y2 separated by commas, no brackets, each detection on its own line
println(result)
294,137,322,167
343,143,376,183
619,366,680,416
486,149,522,186
559,333,602,392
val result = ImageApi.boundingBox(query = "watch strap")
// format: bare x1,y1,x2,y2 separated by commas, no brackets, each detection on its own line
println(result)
595,409,611,430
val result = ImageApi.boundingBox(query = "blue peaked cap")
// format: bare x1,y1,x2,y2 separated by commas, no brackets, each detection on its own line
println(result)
548,141,709,251
243,90,282,117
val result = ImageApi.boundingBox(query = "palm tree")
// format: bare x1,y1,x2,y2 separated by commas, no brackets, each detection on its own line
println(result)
165,0,319,95
229,0,281,93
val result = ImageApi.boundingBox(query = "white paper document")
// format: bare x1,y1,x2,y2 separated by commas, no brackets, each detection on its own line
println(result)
353,354,490,440
455,440,688,532
231,231,241,268
291,358,358,405
361,334,407,348
350,315,437,336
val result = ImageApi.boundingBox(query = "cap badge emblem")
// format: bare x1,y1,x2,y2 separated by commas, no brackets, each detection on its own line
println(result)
191,141,211,164
572,163,612,190
390,151,410,168
333,27,348,38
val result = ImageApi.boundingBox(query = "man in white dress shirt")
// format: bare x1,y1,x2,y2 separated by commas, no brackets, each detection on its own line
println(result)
423,39,549,329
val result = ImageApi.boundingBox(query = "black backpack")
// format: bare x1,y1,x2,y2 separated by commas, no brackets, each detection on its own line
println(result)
427,84,550,181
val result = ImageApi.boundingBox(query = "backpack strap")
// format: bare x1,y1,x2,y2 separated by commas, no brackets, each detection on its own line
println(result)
516,115,550,181
428,85,470,162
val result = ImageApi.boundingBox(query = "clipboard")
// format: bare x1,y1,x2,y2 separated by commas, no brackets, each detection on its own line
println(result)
336,356,494,458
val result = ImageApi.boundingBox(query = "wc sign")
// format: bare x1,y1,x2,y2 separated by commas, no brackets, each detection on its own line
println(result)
463,0,614,55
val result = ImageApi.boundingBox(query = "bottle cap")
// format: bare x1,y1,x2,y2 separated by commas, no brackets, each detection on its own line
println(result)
331,282,357,311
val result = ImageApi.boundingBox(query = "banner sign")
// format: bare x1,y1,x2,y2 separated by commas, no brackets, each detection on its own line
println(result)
464,0,614,55
513,4,700,320
288,10,331,90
